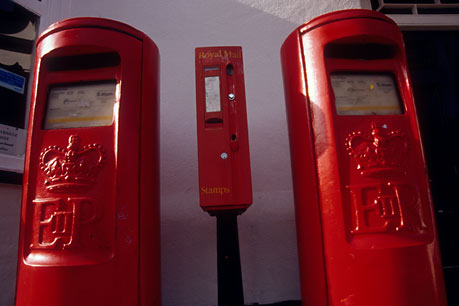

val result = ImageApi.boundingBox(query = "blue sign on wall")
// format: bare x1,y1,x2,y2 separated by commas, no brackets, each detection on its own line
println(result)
0,67,26,94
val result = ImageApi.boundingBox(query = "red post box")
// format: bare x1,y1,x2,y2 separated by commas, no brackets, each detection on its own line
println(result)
15,18,160,306
281,9,447,306
195,46,252,213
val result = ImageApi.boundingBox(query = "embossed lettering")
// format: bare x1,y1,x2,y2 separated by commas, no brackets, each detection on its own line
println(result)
347,182,413,234
31,197,97,250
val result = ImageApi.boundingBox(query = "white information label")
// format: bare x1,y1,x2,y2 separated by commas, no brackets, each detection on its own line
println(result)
331,74,403,116
0,124,26,156
205,76,221,113
44,82,116,129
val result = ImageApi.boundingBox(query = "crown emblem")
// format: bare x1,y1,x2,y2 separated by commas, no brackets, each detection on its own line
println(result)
345,123,407,177
40,135,105,193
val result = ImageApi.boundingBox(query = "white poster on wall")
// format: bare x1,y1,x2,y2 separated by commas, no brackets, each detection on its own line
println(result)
0,124,26,156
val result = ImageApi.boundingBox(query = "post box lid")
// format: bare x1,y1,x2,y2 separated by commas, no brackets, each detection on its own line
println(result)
37,17,146,45
298,9,396,35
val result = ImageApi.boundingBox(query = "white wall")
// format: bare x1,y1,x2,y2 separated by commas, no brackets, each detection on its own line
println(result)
0,183,22,306
3,0,364,305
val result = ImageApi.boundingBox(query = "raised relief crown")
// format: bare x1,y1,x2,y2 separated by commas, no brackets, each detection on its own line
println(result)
40,135,105,193
345,122,407,177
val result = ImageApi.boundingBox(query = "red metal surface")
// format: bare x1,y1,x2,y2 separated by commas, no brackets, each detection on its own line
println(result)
281,9,447,306
195,46,252,213
16,18,160,306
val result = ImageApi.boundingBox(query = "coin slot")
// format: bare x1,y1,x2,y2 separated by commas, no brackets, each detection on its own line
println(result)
226,63,234,76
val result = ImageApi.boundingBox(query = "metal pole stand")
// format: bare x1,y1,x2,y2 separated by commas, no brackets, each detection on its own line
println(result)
216,211,244,306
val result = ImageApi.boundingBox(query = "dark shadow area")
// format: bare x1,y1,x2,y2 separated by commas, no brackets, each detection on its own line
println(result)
0,170,22,184
246,301,301,306
403,30,459,306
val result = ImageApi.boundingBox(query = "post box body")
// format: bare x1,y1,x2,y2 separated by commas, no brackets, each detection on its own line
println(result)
16,18,160,306
195,47,252,213
281,10,446,306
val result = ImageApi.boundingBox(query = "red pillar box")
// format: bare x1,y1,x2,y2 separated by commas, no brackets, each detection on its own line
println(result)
281,9,447,306
16,18,160,306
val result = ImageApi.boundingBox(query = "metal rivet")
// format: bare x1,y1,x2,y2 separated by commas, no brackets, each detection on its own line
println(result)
228,93,235,101
221,152,228,160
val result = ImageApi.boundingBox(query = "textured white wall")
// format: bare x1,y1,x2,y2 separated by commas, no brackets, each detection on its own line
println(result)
3,0,364,305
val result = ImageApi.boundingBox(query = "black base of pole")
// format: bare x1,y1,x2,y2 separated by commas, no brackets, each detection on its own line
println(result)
216,212,244,306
